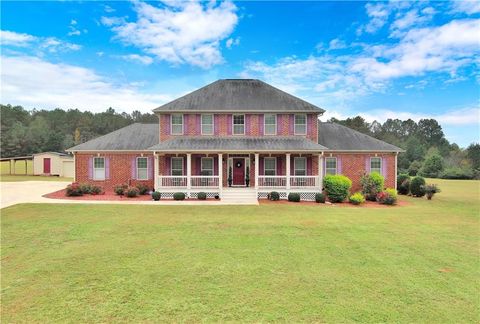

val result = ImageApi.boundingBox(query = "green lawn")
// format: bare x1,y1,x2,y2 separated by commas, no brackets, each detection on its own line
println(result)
0,174,73,182
1,179,479,322
1,159,33,175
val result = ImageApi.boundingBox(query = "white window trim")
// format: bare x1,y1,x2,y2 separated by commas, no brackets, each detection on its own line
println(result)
264,157,277,176
294,157,307,176
201,157,214,175
136,157,148,180
370,157,382,174
201,114,214,135
171,157,184,176
325,157,337,175
93,157,105,180
232,114,245,135
264,114,277,136
171,114,184,135
294,114,307,135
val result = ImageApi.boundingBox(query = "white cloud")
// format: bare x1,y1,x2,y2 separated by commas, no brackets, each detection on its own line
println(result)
67,19,84,36
0,30,36,46
70,19,77,25
104,5,116,13
451,1,480,15
226,37,240,49
1,30,81,52
1,55,172,112
96,51,105,57
102,0,238,68
68,30,81,36
328,38,346,50
40,37,82,52
119,54,154,65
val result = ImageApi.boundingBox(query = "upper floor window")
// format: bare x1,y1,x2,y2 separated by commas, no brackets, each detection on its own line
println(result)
171,114,183,135
93,157,105,180
264,157,276,176
233,114,245,135
294,114,307,135
294,157,306,176
370,157,382,174
137,157,148,180
264,114,277,135
201,114,213,135
325,157,337,175
171,157,184,176
201,157,214,176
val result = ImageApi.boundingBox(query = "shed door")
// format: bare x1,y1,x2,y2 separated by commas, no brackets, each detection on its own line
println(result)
43,158,51,174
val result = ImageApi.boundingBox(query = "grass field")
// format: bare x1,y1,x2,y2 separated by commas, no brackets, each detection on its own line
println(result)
1,160,33,175
1,179,479,322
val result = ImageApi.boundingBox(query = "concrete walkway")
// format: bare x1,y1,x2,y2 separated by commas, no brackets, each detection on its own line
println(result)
0,181,258,209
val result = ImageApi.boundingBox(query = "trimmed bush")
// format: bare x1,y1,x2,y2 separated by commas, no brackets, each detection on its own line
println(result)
91,185,103,195
315,193,326,203
397,174,410,195
410,176,426,197
288,193,300,202
323,174,352,203
349,192,365,205
79,183,93,194
152,191,161,201
377,188,397,205
124,186,140,198
361,172,384,201
114,184,127,196
136,183,150,195
425,184,441,200
269,191,280,201
173,192,185,201
65,182,83,196
197,192,207,200
214,195,220,200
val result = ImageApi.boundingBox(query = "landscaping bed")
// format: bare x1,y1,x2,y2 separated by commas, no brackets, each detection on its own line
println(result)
259,199,409,207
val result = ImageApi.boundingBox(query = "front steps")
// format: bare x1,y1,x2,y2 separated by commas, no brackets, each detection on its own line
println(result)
221,187,258,205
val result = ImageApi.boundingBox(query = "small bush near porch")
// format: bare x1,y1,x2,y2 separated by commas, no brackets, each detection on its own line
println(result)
1,179,478,322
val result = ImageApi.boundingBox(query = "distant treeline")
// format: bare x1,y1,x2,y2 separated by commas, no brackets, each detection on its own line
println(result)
1,104,479,179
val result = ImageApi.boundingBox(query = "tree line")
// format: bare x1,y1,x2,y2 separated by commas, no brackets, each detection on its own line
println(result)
1,104,479,179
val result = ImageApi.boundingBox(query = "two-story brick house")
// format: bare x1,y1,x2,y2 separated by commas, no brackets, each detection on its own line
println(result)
68,79,402,201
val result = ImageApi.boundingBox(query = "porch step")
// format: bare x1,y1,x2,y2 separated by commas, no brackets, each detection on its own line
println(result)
221,188,258,204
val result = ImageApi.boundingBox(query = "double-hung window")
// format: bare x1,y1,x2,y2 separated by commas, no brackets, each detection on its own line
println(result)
264,157,276,176
294,157,306,176
171,114,183,135
264,114,276,135
93,157,105,180
201,114,213,135
233,114,245,135
294,114,307,135
171,157,184,176
325,157,337,175
370,157,382,174
201,157,214,176
137,157,148,180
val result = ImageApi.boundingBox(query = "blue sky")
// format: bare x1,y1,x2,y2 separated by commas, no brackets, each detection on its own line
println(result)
1,0,479,146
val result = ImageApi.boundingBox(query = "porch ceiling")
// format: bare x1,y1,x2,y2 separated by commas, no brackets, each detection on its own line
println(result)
148,136,327,152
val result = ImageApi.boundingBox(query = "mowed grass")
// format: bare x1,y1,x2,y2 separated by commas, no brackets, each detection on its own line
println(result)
1,160,33,175
1,179,479,322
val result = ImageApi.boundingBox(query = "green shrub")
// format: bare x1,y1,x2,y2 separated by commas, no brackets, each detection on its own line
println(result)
410,176,426,197
79,183,93,194
91,185,103,195
65,182,83,196
361,172,384,201
315,193,325,203
269,191,280,201
425,184,441,200
124,186,140,198
397,174,410,195
408,160,422,176
440,167,474,179
197,192,207,200
376,190,396,205
288,193,300,202
349,192,365,205
323,174,352,203
151,191,161,201
114,184,127,196
136,183,150,195
173,192,185,200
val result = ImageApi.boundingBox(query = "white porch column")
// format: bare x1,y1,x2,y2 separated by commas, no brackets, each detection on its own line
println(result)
218,153,223,196
154,152,159,191
286,153,291,190
318,153,323,189
254,153,259,190
187,153,191,197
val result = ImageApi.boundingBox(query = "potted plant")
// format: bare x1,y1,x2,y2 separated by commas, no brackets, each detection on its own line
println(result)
228,166,233,187
245,166,250,187
425,184,440,200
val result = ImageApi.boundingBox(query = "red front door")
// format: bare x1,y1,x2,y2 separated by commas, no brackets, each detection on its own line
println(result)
232,158,245,186
43,158,51,174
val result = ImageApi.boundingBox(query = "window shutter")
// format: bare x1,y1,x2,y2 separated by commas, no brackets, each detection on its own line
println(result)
289,115,294,134
245,115,251,135
131,157,137,179
227,114,232,135
259,114,264,135
165,114,171,135
196,156,201,175
323,158,326,176
165,156,171,175
382,157,387,177
214,156,219,176
277,156,283,176
148,156,153,180
105,157,110,180
307,157,312,176
183,157,187,176
337,156,342,174
184,114,189,134
88,157,93,179
307,114,313,135
276,115,282,134
214,115,220,135
196,114,201,135
259,157,264,175
365,157,370,174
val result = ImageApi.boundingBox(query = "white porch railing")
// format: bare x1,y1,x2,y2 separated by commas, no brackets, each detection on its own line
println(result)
258,176,287,188
159,176,188,188
290,176,318,188
158,176,219,188
191,176,219,188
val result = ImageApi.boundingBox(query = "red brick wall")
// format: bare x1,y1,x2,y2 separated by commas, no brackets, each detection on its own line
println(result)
327,153,396,192
75,152,154,192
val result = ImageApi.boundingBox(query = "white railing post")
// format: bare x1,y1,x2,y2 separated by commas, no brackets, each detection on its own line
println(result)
286,153,291,191
318,153,323,190
255,153,259,191
187,153,191,197
154,152,159,191
218,153,223,196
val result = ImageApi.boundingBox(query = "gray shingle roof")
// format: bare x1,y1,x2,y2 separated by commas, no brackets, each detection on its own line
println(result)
148,136,328,152
318,122,404,152
67,123,159,151
153,79,325,113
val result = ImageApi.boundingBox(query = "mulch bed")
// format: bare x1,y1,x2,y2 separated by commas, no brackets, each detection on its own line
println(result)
259,199,409,207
